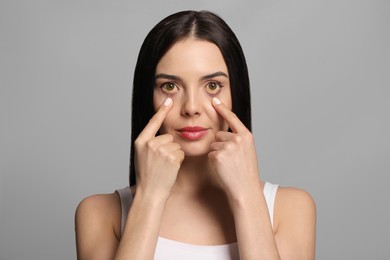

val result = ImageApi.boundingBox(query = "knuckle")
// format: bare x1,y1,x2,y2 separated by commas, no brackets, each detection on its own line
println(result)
212,152,224,163
157,146,167,156
146,139,155,150
134,138,142,147
168,152,183,166
233,135,243,143
168,153,178,162
225,142,234,150
226,142,233,150
175,154,184,165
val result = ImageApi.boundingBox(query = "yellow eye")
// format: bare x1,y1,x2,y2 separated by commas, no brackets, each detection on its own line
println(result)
205,82,222,95
161,82,179,94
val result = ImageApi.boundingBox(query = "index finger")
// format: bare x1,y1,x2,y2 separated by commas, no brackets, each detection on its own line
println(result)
137,98,173,142
212,97,248,133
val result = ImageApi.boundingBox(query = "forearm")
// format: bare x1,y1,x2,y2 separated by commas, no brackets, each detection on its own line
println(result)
231,187,280,260
114,192,167,260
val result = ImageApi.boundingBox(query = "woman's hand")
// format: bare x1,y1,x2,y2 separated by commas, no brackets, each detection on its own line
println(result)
208,97,261,203
134,98,185,201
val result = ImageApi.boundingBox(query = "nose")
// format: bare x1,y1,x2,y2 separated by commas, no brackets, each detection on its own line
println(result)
180,88,202,117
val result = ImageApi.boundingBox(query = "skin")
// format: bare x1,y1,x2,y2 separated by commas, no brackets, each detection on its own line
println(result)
75,38,316,260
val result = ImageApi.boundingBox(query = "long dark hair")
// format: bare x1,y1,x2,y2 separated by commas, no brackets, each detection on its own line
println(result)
130,10,251,186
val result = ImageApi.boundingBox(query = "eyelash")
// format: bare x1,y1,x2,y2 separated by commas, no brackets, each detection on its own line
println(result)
158,81,224,96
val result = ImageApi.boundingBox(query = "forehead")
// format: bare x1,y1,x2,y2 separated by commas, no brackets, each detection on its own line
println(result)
156,38,228,76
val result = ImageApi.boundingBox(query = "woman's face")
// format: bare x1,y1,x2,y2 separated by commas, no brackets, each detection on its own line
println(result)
153,38,232,156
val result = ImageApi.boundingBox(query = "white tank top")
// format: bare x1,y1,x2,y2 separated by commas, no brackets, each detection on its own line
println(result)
116,182,279,260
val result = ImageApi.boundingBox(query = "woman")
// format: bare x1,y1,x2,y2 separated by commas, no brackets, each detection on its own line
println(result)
75,10,316,260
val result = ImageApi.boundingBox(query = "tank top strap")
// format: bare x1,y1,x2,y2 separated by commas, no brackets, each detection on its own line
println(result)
115,187,133,234
263,182,279,227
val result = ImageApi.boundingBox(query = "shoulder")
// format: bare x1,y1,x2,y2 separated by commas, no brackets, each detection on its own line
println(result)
77,192,120,207
273,186,316,258
75,192,122,228
274,186,316,227
76,192,121,219
275,186,316,211
75,192,122,241
75,192,123,259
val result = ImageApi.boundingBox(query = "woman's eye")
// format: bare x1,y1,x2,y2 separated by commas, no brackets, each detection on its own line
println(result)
160,82,179,94
205,82,222,95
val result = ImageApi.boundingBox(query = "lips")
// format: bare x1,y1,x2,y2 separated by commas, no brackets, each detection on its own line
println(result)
178,126,208,140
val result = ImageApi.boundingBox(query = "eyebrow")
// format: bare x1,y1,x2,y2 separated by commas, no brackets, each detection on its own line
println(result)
155,71,229,81
201,71,229,80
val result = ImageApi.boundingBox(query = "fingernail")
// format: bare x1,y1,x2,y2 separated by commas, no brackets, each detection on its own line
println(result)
164,98,172,106
212,97,221,105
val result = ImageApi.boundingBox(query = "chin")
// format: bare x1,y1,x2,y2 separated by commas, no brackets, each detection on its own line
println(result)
183,151,209,158
179,142,212,157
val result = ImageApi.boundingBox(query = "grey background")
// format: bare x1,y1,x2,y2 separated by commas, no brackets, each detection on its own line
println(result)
1,0,389,259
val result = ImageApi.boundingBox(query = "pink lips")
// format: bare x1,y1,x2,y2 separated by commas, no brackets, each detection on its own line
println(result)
178,126,208,140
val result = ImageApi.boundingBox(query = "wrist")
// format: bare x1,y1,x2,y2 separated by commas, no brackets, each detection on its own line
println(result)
133,186,170,208
228,183,264,213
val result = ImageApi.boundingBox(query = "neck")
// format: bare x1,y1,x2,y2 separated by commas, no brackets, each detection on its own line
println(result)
172,155,221,195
